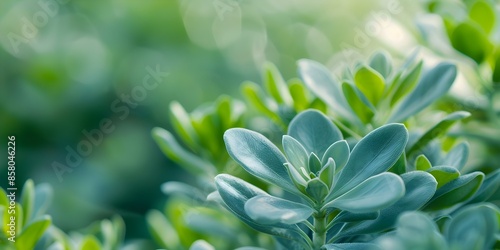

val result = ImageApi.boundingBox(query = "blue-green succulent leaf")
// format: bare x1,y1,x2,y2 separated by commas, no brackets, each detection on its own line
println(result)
305,178,329,202
321,140,350,171
339,171,437,236
388,63,457,123
438,142,469,171
245,195,314,225
298,60,357,122
445,204,499,250
288,110,343,158
283,135,309,171
427,166,460,189
424,172,484,211
224,128,298,194
330,124,408,198
466,169,500,204
325,173,405,213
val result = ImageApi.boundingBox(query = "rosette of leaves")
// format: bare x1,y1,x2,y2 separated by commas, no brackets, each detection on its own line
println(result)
242,62,327,130
213,110,423,249
0,180,52,250
374,203,500,250
298,52,460,137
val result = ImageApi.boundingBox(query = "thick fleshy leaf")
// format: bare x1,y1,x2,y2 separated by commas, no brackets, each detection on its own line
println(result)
288,79,309,111
245,195,314,224
407,111,470,156
242,82,281,123
308,153,322,174
369,51,392,78
169,101,198,150
388,63,457,123
330,124,408,197
469,0,495,34
323,243,381,250
146,210,180,250
415,154,432,171
342,83,375,124
319,158,336,187
288,110,342,157
438,142,469,170
298,59,356,122
325,173,405,213
466,169,500,204
283,135,309,171
354,66,386,105
14,215,51,250
390,61,423,106
20,180,34,224
263,62,293,106
424,172,484,211
321,140,349,171
224,128,297,193
451,21,492,64
190,240,215,250
445,204,499,250
32,183,52,218
152,127,217,176
427,166,460,189
339,171,437,236
375,212,447,250
306,178,329,202
161,182,206,202
214,174,309,246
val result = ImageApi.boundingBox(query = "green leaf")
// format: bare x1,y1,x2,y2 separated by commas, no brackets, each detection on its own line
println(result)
445,204,499,250
190,240,215,250
288,110,343,157
283,135,309,172
308,153,322,174
14,215,51,250
20,180,34,225
80,235,102,250
340,171,437,236
451,22,491,64
146,210,180,249
319,158,336,187
298,59,356,122
330,123,408,198
341,83,375,123
375,212,447,250
245,195,314,224
416,155,432,171
493,53,500,84
214,174,310,246
439,142,469,170
390,61,423,106
469,0,495,34
306,178,329,202
325,173,405,213
333,210,379,223
169,101,198,150
32,183,52,219
354,66,386,106
369,51,392,79
466,169,500,204
161,182,206,203
424,172,484,211
323,243,381,250
152,127,217,176
389,63,457,122
241,82,281,122
224,128,298,194
407,111,470,156
288,79,309,111
263,62,293,106
321,140,349,171
427,166,460,189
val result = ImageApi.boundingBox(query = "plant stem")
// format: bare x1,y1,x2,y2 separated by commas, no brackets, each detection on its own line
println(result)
313,213,327,249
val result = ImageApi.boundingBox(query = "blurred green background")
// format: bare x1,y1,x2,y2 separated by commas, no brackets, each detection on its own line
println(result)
0,0,451,241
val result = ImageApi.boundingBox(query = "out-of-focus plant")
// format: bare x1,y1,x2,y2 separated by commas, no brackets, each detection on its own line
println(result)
0,180,143,250
422,0,500,174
